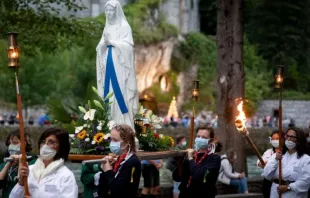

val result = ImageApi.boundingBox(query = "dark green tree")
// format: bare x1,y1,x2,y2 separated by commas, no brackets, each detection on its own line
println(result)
0,0,101,53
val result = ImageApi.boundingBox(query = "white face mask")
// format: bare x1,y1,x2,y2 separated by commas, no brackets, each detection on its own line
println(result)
8,144,20,155
285,140,296,150
270,140,279,148
40,144,57,160
181,141,187,147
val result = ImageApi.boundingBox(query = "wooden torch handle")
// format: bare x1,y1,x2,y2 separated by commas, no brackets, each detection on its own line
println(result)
16,93,30,196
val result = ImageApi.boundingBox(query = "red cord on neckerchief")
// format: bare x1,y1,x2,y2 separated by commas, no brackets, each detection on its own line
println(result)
113,152,127,172
187,151,209,188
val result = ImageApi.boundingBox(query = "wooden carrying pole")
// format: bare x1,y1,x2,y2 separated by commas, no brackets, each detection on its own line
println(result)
15,72,30,196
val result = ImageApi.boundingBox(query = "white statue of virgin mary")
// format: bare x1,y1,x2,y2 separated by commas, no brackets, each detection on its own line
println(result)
96,0,139,130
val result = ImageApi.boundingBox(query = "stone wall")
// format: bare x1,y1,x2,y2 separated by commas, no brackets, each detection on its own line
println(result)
255,100,310,128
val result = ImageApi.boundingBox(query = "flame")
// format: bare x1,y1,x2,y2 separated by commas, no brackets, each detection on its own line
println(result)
235,100,247,132
276,75,283,84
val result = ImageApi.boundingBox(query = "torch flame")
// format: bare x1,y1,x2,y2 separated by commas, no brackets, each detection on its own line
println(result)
235,100,247,132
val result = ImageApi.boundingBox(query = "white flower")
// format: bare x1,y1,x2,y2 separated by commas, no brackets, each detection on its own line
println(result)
83,109,96,121
87,124,91,128
85,138,90,142
69,134,75,139
108,120,115,130
159,134,163,138
83,124,87,128
98,120,104,126
142,118,149,125
91,140,96,145
104,133,111,140
149,115,163,129
146,110,153,118
97,125,102,131
142,134,147,137
138,106,147,115
75,126,83,134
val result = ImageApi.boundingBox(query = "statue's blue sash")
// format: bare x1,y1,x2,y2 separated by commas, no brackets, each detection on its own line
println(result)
104,45,128,114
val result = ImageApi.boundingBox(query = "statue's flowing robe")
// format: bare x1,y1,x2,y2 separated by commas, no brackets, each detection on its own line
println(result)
96,21,138,129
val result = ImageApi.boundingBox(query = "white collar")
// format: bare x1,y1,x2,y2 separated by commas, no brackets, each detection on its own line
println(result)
32,158,64,181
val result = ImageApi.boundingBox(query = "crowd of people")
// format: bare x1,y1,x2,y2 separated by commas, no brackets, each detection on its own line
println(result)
0,124,310,198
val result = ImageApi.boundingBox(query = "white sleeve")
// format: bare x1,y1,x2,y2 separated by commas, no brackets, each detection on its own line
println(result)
257,149,271,166
60,173,79,198
262,153,278,180
9,183,25,198
289,158,310,193
222,159,239,179
94,172,102,186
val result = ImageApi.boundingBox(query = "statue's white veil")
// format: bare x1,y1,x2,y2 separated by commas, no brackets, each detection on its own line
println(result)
105,0,128,28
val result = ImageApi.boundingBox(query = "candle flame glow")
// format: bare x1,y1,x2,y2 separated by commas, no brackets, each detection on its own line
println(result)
11,52,17,58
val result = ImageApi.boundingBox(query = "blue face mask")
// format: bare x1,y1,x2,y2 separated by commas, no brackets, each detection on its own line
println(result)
194,137,209,151
110,141,122,155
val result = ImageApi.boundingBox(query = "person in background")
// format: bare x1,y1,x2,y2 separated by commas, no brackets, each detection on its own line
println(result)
80,163,101,198
0,130,36,198
257,131,286,198
9,128,78,198
263,127,310,198
166,135,187,198
97,124,141,198
181,116,189,127
141,159,163,198
218,148,249,194
173,126,221,198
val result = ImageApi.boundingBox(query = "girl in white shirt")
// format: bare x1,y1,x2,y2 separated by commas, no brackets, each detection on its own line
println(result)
218,148,249,194
263,127,310,198
9,128,78,198
257,130,287,198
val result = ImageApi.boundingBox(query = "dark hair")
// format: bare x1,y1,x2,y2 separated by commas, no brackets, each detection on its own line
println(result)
270,130,287,153
270,130,279,138
226,148,237,161
196,126,215,139
112,124,137,153
286,127,307,159
5,129,33,153
215,142,223,153
38,128,70,160
176,135,185,145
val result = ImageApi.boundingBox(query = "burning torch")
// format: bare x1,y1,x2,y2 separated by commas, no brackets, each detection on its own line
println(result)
235,100,265,167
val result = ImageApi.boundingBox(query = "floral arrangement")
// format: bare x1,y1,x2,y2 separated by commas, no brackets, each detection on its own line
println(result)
69,87,115,155
135,106,174,152
48,87,175,154
48,86,114,155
